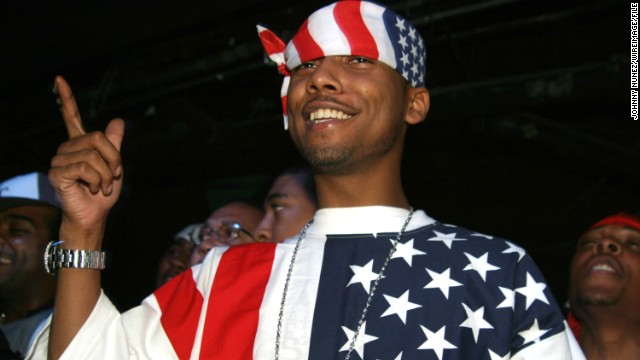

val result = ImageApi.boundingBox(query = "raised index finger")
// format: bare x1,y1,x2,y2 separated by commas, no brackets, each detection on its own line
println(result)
55,75,87,139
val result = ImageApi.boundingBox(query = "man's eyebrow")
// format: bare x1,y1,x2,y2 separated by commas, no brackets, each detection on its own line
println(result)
2,213,36,225
621,226,640,233
265,192,290,203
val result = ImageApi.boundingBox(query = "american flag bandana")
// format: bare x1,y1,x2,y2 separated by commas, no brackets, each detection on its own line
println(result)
258,0,426,130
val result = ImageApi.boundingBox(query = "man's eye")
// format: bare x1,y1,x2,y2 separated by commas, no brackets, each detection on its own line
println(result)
577,239,595,250
9,227,29,236
626,239,640,251
349,57,372,64
272,204,284,213
294,62,316,71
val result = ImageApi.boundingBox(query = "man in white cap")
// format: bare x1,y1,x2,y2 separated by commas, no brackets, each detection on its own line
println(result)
45,1,583,359
0,172,60,358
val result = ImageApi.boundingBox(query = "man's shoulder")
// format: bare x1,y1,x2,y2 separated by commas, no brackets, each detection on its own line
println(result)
413,221,524,251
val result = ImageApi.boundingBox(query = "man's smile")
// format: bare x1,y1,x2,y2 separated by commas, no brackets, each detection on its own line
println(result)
0,252,12,265
583,256,623,279
309,108,353,122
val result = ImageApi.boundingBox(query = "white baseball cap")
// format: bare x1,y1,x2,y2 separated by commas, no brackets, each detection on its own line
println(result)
0,172,60,211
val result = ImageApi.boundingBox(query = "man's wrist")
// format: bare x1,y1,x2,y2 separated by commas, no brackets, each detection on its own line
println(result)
59,220,106,250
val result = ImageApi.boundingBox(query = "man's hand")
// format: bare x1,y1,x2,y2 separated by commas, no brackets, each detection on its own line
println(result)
48,75,125,244
48,76,126,359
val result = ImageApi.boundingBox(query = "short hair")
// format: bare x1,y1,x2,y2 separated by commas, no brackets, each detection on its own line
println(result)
279,164,317,206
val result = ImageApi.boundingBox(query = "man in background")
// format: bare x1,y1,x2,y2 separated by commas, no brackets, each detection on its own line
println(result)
253,164,317,243
0,172,60,358
156,223,201,288
568,211,640,359
190,201,263,264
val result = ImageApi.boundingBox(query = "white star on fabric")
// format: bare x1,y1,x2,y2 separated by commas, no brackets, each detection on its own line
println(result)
395,17,406,33
347,260,379,294
393,352,403,360
503,241,526,261
418,325,457,360
518,319,551,345
340,322,378,359
463,252,500,281
515,273,549,309
488,349,510,360
381,290,422,324
408,26,417,41
424,268,462,299
400,52,410,67
411,63,419,78
471,232,493,239
391,238,425,266
460,303,494,343
496,286,515,310
410,44,418,58
398,35,408,49
428,231,466,249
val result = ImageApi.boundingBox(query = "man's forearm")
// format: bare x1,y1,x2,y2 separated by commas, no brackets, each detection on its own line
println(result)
48,225,104,360
49,268,101,359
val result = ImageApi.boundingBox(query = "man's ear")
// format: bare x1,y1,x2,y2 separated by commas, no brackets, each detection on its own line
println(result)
405,87,430,125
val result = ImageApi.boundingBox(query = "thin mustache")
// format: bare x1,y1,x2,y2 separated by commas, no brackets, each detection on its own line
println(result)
305,95,355,111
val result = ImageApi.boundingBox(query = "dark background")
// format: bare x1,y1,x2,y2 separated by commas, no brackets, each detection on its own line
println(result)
1,0,637,310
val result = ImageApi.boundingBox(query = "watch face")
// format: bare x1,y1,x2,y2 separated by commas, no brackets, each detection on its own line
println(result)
44,240,57,276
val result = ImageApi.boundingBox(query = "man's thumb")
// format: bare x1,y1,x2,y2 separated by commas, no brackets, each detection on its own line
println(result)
105,118,125,151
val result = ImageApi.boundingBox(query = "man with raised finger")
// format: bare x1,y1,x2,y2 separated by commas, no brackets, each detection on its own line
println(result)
43,1,583,359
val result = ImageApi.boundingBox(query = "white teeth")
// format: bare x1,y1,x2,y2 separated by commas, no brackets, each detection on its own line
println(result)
592,264,614,272
309,108,353,122
0,254,11,264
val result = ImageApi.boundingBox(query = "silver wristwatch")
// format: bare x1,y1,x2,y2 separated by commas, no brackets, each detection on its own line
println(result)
44,241,106,276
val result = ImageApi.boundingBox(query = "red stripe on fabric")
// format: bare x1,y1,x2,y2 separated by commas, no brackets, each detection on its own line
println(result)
155,268,204,360
200,243,277,359
258,27,286,57
567,310,581,341
334,1,379,59
291,19,324,63
281,94,288,117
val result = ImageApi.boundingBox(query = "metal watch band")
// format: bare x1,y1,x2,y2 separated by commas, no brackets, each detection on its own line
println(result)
44,241,106,276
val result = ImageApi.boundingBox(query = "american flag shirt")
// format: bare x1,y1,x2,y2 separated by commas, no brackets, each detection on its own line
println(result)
50,207,583,360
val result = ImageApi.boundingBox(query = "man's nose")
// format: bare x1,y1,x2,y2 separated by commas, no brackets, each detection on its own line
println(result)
200,240,213,253
253,220,272,243
307,59,342,94
594,238,621,255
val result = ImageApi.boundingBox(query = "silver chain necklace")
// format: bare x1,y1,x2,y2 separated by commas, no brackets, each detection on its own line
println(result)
274,207,415,360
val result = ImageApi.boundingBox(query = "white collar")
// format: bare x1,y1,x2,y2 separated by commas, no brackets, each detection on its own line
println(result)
307,206,435,238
